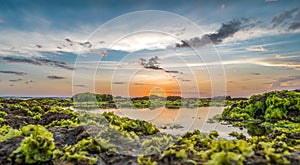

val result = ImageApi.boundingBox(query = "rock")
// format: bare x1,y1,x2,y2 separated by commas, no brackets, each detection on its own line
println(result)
5,115,36,129
41,112,74,125
48,126,89,148
0,136,23,164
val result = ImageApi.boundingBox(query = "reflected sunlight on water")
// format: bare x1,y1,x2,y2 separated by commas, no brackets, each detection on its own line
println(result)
77,107,248,138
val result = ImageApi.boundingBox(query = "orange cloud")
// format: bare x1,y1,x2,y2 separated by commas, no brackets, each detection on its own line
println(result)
246,46,266,52
275,54,296,59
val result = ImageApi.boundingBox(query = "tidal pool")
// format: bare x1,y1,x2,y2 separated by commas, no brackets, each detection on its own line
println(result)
75,107,248,138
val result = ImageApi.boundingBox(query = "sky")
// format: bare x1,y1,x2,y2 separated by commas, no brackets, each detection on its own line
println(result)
0,0,300,97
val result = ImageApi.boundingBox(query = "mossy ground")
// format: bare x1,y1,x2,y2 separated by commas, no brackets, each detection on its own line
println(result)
0,90,299,164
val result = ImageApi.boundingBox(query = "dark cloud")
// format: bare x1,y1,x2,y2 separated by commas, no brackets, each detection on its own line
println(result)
2,56,74,70
35,58,62,64
65,38,72,42
73,84,87,87
165,70,179,74
35,58,74,70
165,70,184,75
272,8,299,27
251,72,261,75
36,45,42,48
288,22,300,30
47,75,66,80
44,61,73,70
112,82,126,85
138,57,185,77
3,57,42,65
0,71,27,76
65,38,92,48
9,79,22,82
79,41,92,48
271,8,300,30
25,80,33,84
139,56,162,70
176,18,257,48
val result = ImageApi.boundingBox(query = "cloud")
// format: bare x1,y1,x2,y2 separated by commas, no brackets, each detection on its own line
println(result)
271,8,300,30
2,56,74,70
47,75,66,80
134,83,145,86
175,18,258,48
9,79,22,82
272,75,300,88
35,57,74,70
177,78,191,82
288,22,300,31
221,4,226,9
138,56,185,77
165,70,180,73
165,56,300,72
112,82,126,85
255,59,300,71
275,54,296,59
65,38,92,48
0,19,3,23
25,80,33,84
245,46,266,52
133,82,163,86
251,72,261,75
165,70,184,75
0,71,27,76
139,56,162,70
0,28,95,57
3,56,42,65
73,84,87,87
265,0,277,2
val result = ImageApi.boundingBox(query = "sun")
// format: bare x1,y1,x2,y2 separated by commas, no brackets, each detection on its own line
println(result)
149,87,166,97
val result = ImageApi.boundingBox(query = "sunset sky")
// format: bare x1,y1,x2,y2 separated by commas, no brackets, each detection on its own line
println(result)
0,0,300,97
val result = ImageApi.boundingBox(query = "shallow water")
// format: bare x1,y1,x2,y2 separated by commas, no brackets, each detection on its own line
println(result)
75,107,248,138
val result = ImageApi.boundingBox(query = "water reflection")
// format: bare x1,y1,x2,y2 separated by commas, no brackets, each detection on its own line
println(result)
83,107,249,138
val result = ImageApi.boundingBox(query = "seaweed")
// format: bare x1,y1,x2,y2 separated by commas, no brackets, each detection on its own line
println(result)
0,91,299,164
229,131,246,140
0,125,21,142
0,111,8,118
102,112,159,135
137,155,157,165
222,90,300,136
53,137,100,165
10,125,55,164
